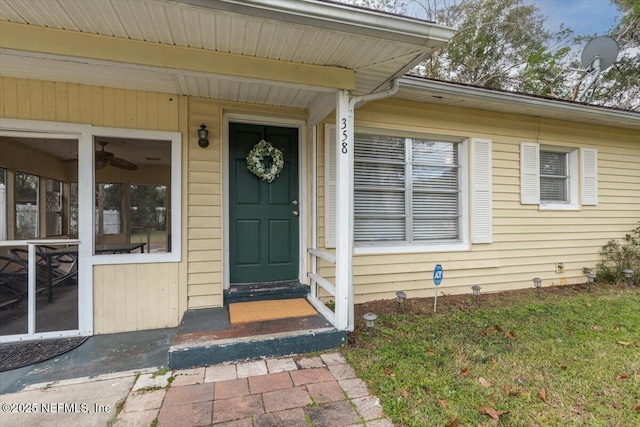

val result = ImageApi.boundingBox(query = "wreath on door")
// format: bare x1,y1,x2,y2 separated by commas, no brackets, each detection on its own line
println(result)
246,140,285,183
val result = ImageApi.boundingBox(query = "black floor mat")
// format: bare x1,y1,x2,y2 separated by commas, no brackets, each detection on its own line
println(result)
0,337,87,372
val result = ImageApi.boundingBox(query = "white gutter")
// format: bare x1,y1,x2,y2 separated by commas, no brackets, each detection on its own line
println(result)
351,79,400,109
177,0,456,47
399,77,640,130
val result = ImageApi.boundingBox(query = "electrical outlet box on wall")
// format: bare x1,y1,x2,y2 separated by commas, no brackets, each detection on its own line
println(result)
556,262,565,274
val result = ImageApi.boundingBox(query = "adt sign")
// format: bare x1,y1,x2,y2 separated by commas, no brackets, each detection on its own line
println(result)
433,264,443,287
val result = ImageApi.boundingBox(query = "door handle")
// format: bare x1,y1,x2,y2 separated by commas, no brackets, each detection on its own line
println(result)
292,210,299,216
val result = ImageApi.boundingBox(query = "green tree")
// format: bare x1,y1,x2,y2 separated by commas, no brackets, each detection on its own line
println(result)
586,0,639,110
340,0,638,110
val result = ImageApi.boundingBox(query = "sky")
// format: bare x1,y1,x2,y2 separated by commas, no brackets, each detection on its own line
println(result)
534,0,621,37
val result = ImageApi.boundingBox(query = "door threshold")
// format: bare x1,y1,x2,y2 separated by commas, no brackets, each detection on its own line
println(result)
224,281,309,304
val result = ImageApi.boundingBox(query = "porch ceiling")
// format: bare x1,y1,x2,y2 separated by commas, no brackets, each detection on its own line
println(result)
0,0,455,110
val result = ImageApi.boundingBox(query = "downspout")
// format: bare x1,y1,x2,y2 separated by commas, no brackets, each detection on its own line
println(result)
349,79,400,110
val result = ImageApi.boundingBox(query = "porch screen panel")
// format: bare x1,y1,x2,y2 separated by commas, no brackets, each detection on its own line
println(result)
46,179,63,236
15,172,39,239
354,135,405,242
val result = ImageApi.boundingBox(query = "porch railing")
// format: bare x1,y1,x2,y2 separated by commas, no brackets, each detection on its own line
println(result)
307,248,341,329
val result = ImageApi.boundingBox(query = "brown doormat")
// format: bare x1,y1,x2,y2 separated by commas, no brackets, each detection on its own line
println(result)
0,337,87,372
229,298,317,324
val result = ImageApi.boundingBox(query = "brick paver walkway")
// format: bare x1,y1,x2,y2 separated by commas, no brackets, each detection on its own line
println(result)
113,352,393,427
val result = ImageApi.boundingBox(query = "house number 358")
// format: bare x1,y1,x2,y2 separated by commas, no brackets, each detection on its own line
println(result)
341,118,348,154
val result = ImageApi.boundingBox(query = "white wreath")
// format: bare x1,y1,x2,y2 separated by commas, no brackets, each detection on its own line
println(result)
246,140,285,183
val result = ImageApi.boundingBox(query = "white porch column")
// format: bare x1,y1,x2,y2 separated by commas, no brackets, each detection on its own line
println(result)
335,89,354,331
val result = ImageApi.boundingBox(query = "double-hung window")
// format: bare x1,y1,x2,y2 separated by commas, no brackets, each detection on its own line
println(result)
325,126,492,251
354,134,461,243
521,142,597,209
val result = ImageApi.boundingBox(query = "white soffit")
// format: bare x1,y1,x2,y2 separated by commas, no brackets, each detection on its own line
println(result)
397,77,640,131
0,0,455,105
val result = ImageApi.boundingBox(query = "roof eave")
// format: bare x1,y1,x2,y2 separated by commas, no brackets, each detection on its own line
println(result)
399,77,640,128
176,0,456,48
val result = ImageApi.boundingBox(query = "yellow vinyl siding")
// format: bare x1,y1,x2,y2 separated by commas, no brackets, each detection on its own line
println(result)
1,76,184,333
318,98,639,302
186,97,223,308
93,263,179,333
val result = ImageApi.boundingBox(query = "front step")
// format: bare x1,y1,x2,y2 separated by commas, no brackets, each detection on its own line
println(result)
167,306,346,369
224,281,309,304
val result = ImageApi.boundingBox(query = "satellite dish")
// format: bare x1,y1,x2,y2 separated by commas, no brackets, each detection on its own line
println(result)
580,36,619,71
576,36,619,102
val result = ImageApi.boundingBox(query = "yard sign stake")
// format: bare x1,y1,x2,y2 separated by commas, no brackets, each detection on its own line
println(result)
433,264,443,312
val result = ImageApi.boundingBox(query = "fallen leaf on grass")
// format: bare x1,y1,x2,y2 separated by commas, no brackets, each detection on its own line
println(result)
616,373,629,380
593,326,601,331
417,398,423,404
479,377,492,388
586,302,592,307
398,389,409,397
506,331,516,340
461,367,470,377
384,367,393,376
617,341,630,346
560,365,567,370
446,417,459,427
539,389,546,401
633,403,640,412
439,398,448,408
494,324,503,332
479,407,509,425
426,348,435,356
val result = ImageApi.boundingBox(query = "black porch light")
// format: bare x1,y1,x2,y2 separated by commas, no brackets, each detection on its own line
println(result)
471,285,481,305
585,273,596,292
622,269,634,288
363,312,377,339
197,123,209,148
533,277,542,297
395,291,406,312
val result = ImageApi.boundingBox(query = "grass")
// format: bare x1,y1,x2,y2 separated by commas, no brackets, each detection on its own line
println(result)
343,287,640,426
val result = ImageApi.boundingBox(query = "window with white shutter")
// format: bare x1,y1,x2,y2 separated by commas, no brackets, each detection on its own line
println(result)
325,127,475,253
471,138,492,244
520,143,596,209
324,124,337,248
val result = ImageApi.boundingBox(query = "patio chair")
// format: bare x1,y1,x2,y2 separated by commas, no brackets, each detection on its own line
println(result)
0,255,29,309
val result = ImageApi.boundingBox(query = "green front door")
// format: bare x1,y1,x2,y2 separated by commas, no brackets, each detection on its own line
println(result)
229,123,299,283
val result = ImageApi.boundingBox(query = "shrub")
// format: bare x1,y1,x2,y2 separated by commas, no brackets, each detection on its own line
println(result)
590,224,640,285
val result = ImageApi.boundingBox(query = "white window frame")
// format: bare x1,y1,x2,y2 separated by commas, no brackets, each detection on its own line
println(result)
325,125,469,255
91,127,182,265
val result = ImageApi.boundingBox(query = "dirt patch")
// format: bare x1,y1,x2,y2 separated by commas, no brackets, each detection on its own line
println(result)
352,282,628,331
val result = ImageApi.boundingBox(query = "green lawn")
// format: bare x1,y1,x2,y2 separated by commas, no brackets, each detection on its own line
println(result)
343,287,640,426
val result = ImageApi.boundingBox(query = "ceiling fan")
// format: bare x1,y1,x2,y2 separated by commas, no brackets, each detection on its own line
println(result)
95,141,138,171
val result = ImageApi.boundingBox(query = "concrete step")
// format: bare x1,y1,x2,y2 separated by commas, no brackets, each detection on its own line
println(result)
224,281,310,304
166,305,345,369
168,327,346,369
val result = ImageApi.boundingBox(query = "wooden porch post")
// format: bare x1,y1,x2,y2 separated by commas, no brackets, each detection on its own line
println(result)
335,89,354,331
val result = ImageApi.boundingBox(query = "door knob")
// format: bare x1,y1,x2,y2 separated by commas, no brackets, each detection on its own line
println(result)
292,210,299,216
292,200,298,205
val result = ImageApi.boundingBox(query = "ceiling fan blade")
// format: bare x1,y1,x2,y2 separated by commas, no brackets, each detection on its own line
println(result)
96,150,114,161
109,156,138,171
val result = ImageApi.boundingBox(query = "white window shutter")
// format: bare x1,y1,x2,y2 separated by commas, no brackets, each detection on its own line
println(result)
520,142,540,204
471,138,493,243
324,124,337,248
581,148,598,206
